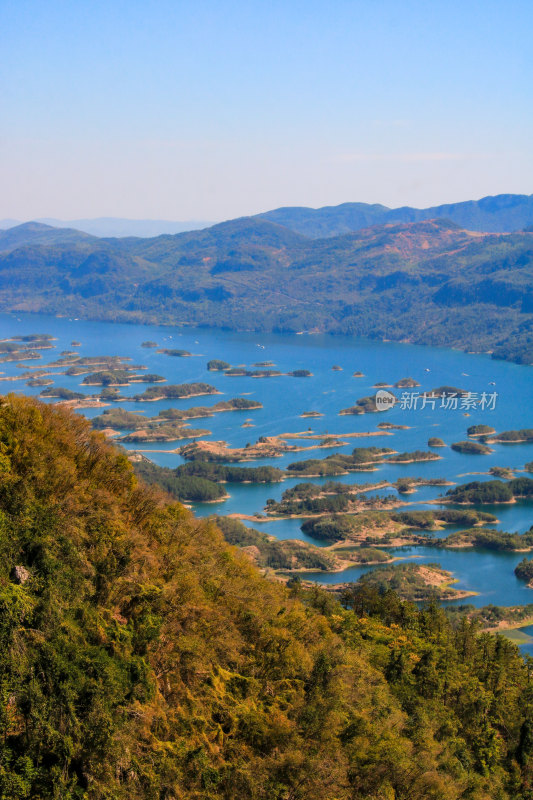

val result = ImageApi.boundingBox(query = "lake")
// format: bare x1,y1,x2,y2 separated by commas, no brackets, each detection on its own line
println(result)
1,310,533,625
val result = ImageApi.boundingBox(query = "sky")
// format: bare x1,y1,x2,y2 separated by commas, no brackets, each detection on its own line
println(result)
1,0,532,222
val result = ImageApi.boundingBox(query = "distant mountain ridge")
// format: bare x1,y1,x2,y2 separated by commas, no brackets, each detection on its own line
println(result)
0,214,532,364
2,193,533,239
257,193,533,237
0,217,212,238
0,221,96,252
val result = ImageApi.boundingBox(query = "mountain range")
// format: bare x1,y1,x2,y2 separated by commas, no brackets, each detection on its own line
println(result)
257,193,533,237
0,201,532,364
3,193,533,239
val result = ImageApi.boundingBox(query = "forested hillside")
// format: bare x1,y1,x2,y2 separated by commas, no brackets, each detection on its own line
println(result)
0,394,533,799
1,217,532,363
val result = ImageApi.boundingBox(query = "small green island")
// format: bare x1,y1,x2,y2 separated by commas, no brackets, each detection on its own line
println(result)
445,477,533,504
225,368,283,377
207,359,231,370
81,369,166,386
467,424,496,436
40,387,86,400
286,447,397,476
430,385,467,397
436,528,533,551
157,348,192,357
387,450,441,463
428,437,446,447
133,382,220,401
486,428,533,443
394,377,421,388
451,440,493,454
26,377,54,387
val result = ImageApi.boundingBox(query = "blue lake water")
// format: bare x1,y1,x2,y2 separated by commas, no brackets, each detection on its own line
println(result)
1,310,533,632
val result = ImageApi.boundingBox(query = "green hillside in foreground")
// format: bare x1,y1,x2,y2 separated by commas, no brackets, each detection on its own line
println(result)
0,217,533,363
0,394,533,799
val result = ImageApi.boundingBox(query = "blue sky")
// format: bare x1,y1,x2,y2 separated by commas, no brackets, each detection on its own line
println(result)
1,0,532,221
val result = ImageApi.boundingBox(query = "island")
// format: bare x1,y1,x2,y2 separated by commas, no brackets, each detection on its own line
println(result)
175,462,285,484
394,377,421,388
120,423,211,442
428,437,446,447
40,387,86,400
26,377,54,387
141,341,158,348
133,382,220,401
157,348,192,357
287,369,313,377
286,447,397,476
451,440,493,454
438,528,533,551
486,429,533,444
207,359,231,370
81,370,166,386
444,477,533,504
386,450,441,463
467,424,496,436
488,466,515,479
430,385,467,397
341,563,475,602
300,411,324,418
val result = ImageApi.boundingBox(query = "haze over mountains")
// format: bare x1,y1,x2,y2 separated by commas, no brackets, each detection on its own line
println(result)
0,217,212,238
2,193,532,239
